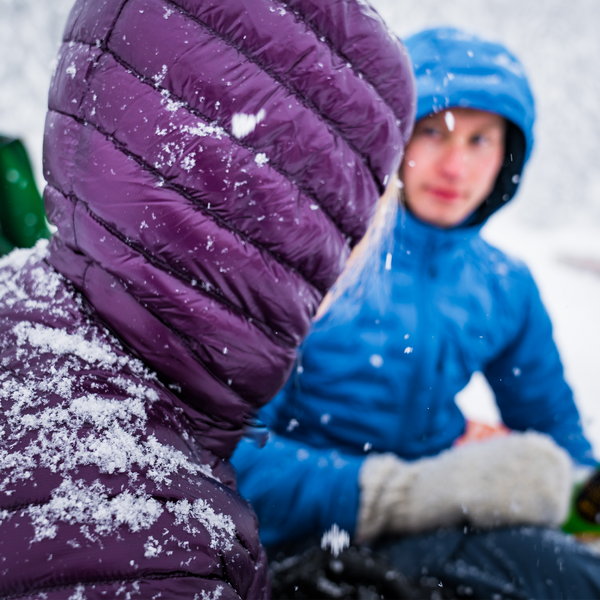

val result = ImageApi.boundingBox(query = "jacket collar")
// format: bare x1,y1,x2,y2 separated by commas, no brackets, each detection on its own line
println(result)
394,203,482,257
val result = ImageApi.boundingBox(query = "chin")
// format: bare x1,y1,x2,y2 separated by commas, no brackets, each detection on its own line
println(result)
408,198,466,229
423,210,461,229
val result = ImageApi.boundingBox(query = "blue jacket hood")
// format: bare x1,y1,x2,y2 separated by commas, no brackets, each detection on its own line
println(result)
405,27,536,224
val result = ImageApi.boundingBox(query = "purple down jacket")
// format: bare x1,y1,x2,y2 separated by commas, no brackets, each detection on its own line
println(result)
0,0,415,597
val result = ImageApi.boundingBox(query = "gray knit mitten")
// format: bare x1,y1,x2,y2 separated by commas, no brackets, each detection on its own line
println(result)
356,431,572,543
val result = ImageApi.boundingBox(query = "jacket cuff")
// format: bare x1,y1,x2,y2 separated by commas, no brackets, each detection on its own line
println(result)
320,454,364,539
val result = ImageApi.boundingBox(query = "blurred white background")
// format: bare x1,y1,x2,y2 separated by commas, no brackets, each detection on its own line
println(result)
1,0,599,453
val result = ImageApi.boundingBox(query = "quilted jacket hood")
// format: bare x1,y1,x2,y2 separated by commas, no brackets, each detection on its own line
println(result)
43,0,416,458
405,27,535,224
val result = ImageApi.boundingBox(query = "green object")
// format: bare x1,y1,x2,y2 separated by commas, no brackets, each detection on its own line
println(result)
0,135,51,256
563,469,600,536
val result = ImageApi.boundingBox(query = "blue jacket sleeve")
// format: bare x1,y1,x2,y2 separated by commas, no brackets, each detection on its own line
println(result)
484,269,595,466
231,426,363,548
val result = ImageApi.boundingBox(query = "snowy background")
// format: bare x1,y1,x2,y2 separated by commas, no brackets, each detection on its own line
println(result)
1,0,599,454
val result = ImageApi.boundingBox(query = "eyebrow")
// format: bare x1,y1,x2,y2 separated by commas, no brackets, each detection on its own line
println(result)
416,115,506,133
474,121,506,132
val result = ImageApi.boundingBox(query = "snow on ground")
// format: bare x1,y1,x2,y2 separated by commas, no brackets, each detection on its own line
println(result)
1,0,599,455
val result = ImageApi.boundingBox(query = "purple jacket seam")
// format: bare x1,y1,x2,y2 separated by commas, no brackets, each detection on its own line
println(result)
49,228,256,406
47,181,297,350
105,38,349,243
61,35,356,244
100,0,133,51
0,573,234,600
164,0,380,187
79,256,256,408
48,101,331,295
276,0,400,132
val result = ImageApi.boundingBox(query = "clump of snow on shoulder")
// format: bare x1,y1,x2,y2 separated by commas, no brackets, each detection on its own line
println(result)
0,241,71,319
110,375,159,403
321,524,350,557
153,64,168,87
0,241,47,271
14,321,125,367
0,373,216,488
27,478,164,543
231,109,266,139
167,498,236,551
68,584,87,600
196,587,224,600
144,535,163,558
0,251,222,546
255,153,269,168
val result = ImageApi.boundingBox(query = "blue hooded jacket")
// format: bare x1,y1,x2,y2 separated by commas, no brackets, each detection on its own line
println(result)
231,28,595,547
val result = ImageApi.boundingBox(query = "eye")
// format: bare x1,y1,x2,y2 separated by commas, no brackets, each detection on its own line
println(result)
419,125,443,139
471,133,490,146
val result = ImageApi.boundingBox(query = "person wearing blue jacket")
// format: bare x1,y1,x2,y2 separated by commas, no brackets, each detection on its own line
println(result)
233,28,600,598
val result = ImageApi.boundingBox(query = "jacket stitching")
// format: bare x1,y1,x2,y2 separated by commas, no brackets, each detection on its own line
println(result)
45,179,298,350
45,179,299,351
62,35,353,246
48,104,327,299
46,196,256,408
164,0,382,194
48,95,331,294
274,0,402,139
0,572,233,600
78,188,297,351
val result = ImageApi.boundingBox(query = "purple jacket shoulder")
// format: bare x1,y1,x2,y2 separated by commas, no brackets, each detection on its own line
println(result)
0,244,267,598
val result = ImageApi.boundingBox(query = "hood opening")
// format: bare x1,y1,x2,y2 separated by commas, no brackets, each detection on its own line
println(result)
471,121,526,226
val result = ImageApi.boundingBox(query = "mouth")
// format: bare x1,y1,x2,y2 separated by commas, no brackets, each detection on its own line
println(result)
426,186,462,201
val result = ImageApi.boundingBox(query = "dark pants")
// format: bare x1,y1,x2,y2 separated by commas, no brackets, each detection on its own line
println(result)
371,526,600,599
268,527,600,599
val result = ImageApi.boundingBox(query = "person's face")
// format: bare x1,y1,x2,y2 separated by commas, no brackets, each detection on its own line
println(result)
400,108,506,228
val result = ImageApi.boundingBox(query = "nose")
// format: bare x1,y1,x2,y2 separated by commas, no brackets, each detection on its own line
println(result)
438,143,467,181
